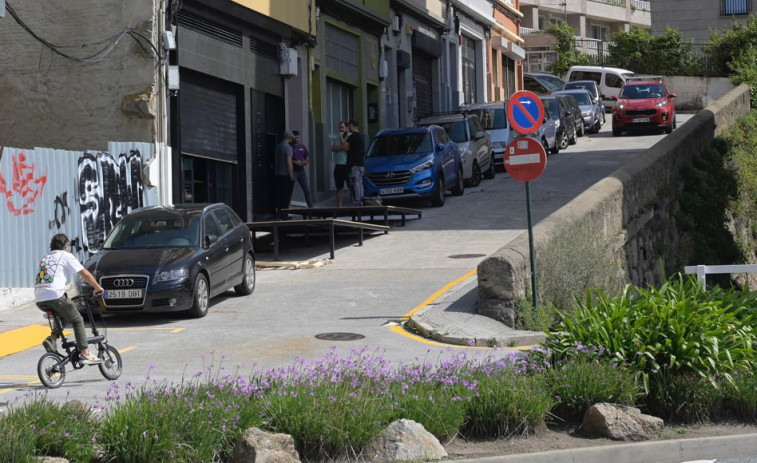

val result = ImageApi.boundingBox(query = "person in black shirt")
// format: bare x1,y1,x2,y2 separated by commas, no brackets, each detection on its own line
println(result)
344,119,365,205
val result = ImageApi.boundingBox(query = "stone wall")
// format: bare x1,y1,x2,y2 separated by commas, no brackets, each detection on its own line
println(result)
0,0,158,152
477,84,751,326
665,76,735,111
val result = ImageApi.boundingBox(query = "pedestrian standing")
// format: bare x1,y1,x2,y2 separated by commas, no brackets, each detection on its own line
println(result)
291,131,314,208
331,121,351,207
274,130,295,219
345,119,365,206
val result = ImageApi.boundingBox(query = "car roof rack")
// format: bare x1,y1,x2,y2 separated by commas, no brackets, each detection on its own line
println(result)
415,110,471,123
625,75,664,83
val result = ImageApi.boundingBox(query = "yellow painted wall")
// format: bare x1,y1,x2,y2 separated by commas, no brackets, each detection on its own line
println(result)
230,0,316,35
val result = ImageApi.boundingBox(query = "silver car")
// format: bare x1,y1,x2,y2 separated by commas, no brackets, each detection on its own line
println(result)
417,113,494,187
552,89,603,134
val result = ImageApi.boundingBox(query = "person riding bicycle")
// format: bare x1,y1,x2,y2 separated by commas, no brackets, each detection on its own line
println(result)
34,233,104,365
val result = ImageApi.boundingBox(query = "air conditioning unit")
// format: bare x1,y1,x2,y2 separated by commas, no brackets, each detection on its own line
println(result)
279,46,298,76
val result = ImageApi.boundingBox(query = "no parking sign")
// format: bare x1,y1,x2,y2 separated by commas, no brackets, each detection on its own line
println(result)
506,91,545,135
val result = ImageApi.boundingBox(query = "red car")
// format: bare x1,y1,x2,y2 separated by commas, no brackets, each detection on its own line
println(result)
611,77,676,136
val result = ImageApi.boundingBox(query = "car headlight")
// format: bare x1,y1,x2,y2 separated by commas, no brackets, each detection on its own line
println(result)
410,160,434,172
657,100,668,108
616,103,625,111
155,268,188,283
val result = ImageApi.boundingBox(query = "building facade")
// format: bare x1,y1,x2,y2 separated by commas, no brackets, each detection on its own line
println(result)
651,0,755,47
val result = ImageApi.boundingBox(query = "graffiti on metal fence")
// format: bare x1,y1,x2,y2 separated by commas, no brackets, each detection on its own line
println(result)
48,191,71,229
78,150,144,252
0,151,48,216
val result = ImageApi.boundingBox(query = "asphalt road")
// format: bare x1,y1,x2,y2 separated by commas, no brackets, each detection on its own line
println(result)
0,116,692,410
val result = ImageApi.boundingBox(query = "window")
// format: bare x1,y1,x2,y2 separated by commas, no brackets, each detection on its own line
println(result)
204,213,222,238
212,208,237,235
722,0,749,15
572,71,601,84
591,25,609,41
462,36,478,104
605,73,624,88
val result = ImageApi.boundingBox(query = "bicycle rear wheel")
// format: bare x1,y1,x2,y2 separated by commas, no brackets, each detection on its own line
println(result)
98,344,122,380
37,353,66,388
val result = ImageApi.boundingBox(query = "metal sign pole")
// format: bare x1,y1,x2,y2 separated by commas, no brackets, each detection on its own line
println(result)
526,181,538,311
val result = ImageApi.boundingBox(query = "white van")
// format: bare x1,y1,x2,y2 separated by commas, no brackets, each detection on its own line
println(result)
565,66,635,110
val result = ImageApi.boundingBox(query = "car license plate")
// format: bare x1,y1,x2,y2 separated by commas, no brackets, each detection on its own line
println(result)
632,117,651,123
105,289,143,299
380,187,404,195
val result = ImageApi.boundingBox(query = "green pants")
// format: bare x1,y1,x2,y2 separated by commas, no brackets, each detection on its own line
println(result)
37,295,88,351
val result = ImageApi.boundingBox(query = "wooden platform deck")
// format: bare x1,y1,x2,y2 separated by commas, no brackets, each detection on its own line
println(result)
247,218,390,260
282,205,422,227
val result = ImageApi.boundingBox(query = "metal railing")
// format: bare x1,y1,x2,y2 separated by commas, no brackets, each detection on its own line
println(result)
589,0,625,6
520,27,535,35
631,0,651,12
684,264,757,288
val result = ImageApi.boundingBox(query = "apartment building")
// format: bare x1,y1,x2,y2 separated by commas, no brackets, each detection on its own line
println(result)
651,0,755,46
519,0,652,72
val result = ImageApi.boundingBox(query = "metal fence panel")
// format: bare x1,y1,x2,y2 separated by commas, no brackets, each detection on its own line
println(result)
0,142,156,288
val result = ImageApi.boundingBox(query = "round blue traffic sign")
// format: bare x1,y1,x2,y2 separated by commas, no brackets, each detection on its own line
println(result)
506,91,545,135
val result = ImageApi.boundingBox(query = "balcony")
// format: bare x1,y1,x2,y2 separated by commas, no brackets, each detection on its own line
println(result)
520,27,536,35
632,0,651,12
588,0,625,6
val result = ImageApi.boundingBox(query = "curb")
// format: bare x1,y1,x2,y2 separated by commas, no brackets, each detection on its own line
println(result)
452,433,757,463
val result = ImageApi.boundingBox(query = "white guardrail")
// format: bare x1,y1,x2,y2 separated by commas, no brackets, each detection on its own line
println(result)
684,264,757,288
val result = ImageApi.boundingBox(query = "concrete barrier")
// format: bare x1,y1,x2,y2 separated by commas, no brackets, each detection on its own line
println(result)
477,84,751,326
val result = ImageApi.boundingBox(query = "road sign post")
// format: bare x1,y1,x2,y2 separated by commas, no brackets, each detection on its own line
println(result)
504,136,547,311
506,91,545,135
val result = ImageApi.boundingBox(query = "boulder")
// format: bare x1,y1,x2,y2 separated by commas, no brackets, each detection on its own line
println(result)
582,403,664,441
36,458,69,463
364,419,447,462
232,427,300,463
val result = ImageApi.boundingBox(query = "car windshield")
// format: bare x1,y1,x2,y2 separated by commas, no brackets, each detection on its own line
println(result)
620,84,665,99
564,82,595,95
536,75,565,91
541,99,560,119
103,215,201,249
367,133,433,157
467,108,506,130
567,92,592,105
426,121,466,142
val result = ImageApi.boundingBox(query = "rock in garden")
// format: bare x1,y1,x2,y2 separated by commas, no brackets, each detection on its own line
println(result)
232,427,300,463
36,458,70,463
582,403,664,441
364,418,447,462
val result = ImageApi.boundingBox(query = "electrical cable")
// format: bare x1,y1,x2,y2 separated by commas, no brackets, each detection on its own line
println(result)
6,1,163,64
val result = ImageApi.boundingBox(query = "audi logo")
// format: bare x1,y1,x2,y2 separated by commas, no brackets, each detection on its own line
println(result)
384,172,395,178
112,278,135,288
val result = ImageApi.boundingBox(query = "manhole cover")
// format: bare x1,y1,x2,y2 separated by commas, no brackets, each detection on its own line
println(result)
315,332,365,341
448,253,487,259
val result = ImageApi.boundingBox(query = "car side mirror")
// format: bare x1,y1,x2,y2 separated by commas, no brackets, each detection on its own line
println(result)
204,234,219,247
669,93,677,98
436,143,446,152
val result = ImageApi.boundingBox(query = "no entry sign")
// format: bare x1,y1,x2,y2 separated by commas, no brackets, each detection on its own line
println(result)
506,91,545,135
504,137,547,182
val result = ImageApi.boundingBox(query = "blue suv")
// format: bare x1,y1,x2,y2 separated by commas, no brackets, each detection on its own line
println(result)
363,126,464,207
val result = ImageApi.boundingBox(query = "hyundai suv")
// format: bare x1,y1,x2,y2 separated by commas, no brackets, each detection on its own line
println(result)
416,113,493,187
612,77,677,136
363,126,464,207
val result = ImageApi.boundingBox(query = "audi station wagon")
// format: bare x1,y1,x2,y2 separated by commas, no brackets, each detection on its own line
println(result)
79,203,255,317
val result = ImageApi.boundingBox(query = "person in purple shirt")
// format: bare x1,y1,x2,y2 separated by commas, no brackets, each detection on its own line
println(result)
291,130,314,208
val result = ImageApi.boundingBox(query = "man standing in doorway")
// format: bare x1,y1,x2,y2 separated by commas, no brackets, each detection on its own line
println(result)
331,121,351,207
274,130,295,219
344,119,365,206
291,130,314,208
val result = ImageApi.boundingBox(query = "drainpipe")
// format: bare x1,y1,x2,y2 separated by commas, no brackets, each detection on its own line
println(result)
157,0,172,205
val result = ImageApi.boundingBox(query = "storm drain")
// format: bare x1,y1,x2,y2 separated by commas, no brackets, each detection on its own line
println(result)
315,332,365,341
448,253,487,259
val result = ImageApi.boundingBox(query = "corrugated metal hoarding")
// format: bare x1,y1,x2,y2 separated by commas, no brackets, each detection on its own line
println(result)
0,142,157,288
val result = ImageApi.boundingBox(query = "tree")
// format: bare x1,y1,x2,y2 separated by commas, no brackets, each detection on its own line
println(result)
608,27,701,75
705,15,757,106
546,23,592,76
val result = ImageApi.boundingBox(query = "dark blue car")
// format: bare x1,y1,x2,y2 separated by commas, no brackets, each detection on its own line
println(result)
363,126,464,207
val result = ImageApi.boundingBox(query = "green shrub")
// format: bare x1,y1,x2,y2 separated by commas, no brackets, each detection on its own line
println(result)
514,296,558,331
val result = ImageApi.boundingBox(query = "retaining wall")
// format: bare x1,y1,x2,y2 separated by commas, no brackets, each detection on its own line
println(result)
477,84,751,327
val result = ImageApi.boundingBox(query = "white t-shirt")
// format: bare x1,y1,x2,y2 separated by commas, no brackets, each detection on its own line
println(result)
34,250,84,302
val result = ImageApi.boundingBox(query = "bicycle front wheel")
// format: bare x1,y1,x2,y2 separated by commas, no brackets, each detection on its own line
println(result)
98,344,122,380
37,353,66,388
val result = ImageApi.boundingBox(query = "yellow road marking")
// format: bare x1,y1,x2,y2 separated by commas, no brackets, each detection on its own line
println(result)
171,328,185,333
0,375,38,380
119,346,137,353
0,325,70,358
108,327,184,331
400,269,477,320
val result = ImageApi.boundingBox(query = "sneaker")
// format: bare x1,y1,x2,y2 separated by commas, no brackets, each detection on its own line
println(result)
79,352,101,365
42,336,57,353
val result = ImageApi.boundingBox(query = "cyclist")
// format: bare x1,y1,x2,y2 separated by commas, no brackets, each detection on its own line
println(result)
34,233,104,364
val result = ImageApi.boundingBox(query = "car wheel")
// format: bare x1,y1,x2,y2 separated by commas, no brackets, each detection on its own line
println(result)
541,137,549,153
576,123,584,137
673,115,677,129
558,130,569,150
549,138,559,154
187,273,210,318
451,165,465,196
612,126,621,137
568,126,577,145
234,253,256,296
430,173,445,207
483,154,495,179
467,161,481,187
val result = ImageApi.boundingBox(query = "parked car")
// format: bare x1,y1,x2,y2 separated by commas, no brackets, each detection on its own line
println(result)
611,76,677,136
524,72,565,95
538,106,560,154
552,89,603,134
565,65,635,110
540,95,577,151
363,126,464,207
562,80,606,123
459,102,512,167
556,93,585,137
79,203,256,318
416,113,494,187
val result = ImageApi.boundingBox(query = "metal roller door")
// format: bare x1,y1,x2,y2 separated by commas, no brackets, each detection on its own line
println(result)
412,50,433,118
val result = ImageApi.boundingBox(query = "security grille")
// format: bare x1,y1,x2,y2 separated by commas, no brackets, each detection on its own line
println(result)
177,10,243,47
325,25,359,82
